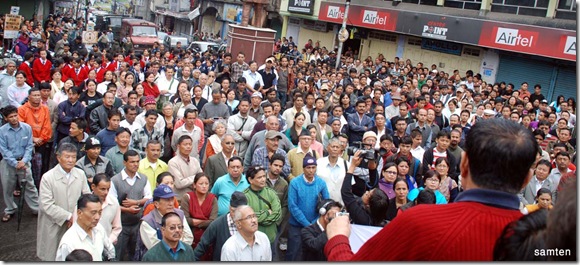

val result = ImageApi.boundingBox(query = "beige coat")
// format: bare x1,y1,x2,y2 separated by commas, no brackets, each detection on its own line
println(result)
168,154,203,201
36,165,91,261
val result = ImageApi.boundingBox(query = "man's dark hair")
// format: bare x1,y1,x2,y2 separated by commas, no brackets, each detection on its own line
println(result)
400,136,413,146
71,117,87,131
532,129,545,140
536,159,552,169
355,99,366,107
545,177,576,261
1,105,18,117
65,249,93,261
493,209,548,261
228,156,243,167
465,119,539,193
123,149,140,162
108,109,121,120
92,173,111,187
436,130,451,140
177,135,192,145
156,171,174,185
369,188,389,226
270,153,286,165
161,212,181,227
416,189,436,204
145,109,158,118
555,151,570,160
77,193,101,211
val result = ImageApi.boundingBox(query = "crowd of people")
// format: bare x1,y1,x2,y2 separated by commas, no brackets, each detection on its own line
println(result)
0,12,576,261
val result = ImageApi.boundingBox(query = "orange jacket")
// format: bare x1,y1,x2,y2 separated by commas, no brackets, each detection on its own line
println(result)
18,103,53,144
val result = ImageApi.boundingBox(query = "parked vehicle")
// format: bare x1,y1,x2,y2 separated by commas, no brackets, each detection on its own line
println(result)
187,41,226,54
164,35,189,49
157,31,168,44
120,18,158,52
94,14,125,42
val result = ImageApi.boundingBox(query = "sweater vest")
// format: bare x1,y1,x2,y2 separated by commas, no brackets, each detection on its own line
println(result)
112,172,148,225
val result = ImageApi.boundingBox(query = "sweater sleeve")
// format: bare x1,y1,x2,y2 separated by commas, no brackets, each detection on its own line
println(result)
324,235,355,261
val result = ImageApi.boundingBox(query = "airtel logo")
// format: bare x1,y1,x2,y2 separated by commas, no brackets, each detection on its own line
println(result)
362,10,389,25
494,27,538,48
326,6,344,19
564,35,576,55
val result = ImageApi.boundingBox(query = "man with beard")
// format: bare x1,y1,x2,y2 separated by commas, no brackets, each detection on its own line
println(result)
447,129,463,175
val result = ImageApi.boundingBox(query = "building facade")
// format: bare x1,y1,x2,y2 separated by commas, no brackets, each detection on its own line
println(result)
280,0,576,101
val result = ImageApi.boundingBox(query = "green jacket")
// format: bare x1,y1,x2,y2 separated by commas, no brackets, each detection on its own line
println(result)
244,187,282,243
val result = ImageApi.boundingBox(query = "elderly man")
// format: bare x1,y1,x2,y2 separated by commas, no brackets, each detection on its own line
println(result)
142,212,196,261
250,130,291,177
56,194,116,261
221,205,272,261
168,135,203,200
205,134,237,185
0,59,16,108
324,118,540,261
211,156,250,216
245,116,294,168
227,99,257,159
37,143,91,261
89,91,116,133
75,136,115,183
287,130,322,181
139,185,193,252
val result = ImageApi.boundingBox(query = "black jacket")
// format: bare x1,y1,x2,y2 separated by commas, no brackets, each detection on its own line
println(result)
342,173,373,226
301,222,328,261
421,147,459,185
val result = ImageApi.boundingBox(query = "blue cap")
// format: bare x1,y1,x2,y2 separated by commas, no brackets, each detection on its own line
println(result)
153,184,175,199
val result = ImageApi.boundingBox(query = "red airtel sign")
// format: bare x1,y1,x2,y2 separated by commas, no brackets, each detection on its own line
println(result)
318,2,397,31
478,22,575,61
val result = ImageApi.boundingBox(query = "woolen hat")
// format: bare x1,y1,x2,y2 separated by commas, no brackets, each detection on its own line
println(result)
230,191,248,207
303,154,317,168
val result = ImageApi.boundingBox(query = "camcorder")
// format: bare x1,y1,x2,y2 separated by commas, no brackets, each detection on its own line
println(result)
346,141,376,160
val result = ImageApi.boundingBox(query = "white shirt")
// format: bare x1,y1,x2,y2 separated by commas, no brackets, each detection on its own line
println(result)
120,119,141,134
316,157,350,205
109,169,153,200
55,222,115,261
410,146,425,163
242,70,264,91
201,84,212,101
156,76,179,96
220,231,272,261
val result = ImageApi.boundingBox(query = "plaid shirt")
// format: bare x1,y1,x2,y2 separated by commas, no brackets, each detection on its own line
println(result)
251,147,291,179
231,61,249,83
227,213,238,236
131,126,165,158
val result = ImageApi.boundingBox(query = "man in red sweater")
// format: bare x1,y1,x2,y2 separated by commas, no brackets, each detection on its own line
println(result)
32,49,52,84
65,58,89,87
324,118,539,261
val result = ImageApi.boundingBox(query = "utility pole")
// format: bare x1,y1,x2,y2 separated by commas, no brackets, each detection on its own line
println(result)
335,0,350,69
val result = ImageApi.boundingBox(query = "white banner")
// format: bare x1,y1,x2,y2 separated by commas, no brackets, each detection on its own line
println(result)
349,224,383,253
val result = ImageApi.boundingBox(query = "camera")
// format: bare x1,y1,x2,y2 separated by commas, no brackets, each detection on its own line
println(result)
335,211,349,217
346,141,376,160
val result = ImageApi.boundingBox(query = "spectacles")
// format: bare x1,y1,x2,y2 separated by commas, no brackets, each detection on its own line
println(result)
426,178,440,183
384,170,397,175
237,214,257,222
224,142,235,145
208,75,215,77
165,225,184,231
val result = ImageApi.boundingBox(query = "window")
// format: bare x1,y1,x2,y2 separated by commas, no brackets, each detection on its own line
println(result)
407,37,422,46
132,26,157,37
556,0,576,20
369,31,397,42
463,47,480,57
444,0,482,10
491,0,548,17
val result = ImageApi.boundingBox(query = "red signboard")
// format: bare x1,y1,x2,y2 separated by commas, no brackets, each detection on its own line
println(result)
478,22,575,61
318,2,397,31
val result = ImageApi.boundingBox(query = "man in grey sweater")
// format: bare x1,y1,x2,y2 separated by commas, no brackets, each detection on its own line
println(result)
198,89,231,138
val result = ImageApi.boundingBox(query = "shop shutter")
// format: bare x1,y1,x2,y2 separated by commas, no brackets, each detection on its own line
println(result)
495,54,553,99
551,66,577,102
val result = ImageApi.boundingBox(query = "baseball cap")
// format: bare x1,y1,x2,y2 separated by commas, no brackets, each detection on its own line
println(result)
483,109,496,116
153,184,176,199
265,130,282,140
541,99,548,104
251,92,263,99
85,136,101,150
266,58,275,63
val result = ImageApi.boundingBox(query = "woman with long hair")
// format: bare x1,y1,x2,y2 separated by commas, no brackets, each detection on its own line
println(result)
285,112,306,146
181,173,217,260
142,71,160,98
386,178,409,221
378,162,398,200
96,70,115,94
306,124,324,157
160,102,175,163
79,79,102,107
118,71,136,104
549,95,565,113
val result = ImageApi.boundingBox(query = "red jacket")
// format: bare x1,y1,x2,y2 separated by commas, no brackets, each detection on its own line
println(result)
142,82,160,98
65,67,89,87
324,189,523,261
95,67,107,83
103,61,116,73
32,58,52,83
18,61,34,87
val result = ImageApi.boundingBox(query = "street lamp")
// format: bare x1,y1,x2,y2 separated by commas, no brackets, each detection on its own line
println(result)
335,0,350,69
